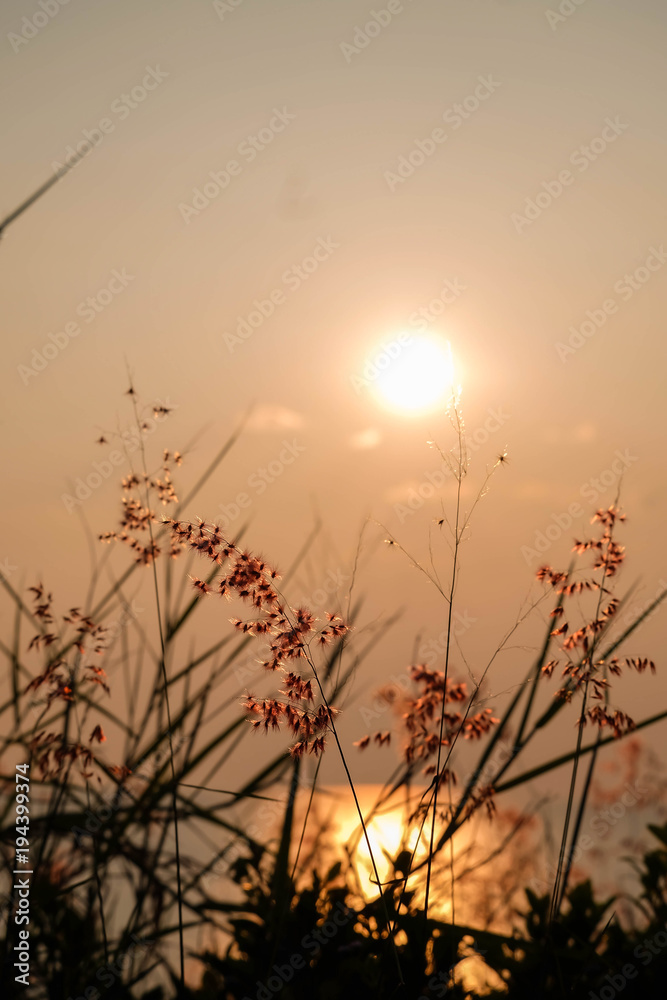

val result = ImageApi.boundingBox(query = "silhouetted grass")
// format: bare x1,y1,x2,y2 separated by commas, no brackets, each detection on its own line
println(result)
1,389,666,1000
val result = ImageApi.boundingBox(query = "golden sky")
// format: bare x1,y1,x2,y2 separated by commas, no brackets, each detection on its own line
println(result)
2,0,666,783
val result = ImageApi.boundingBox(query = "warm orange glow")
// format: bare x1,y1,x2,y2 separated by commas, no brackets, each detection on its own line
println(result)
373,336,456,414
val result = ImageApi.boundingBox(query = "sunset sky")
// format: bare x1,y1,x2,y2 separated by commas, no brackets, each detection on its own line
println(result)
2,0,667,787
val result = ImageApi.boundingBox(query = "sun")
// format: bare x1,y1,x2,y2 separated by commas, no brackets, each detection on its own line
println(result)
373,335,456,414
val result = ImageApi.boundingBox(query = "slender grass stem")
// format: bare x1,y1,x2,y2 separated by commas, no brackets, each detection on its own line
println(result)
305,651,405,986
549,520,619,925
127,380,185,992
424,399,463,927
